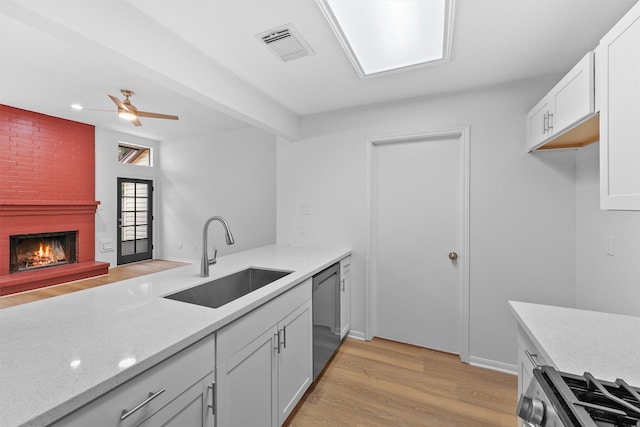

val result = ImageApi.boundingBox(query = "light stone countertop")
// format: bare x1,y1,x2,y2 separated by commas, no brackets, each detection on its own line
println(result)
509,300,640,385
0,244,350,427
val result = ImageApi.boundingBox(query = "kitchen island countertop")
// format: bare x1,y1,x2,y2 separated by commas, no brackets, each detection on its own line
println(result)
0,244,350,427
509,301,640,385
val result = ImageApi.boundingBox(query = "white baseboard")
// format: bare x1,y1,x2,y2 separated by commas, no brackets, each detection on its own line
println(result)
346,329,366,341
468,355,517,375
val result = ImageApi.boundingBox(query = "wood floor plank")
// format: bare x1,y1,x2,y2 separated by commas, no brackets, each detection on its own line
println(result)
286,338,518,427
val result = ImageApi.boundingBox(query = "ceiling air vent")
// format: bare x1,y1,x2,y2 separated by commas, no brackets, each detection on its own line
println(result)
257,24,315,62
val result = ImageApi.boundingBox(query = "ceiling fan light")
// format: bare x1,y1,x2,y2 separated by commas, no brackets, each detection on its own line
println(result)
118,109,137,121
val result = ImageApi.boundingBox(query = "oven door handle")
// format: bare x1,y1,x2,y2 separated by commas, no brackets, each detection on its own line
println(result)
524,350,541,368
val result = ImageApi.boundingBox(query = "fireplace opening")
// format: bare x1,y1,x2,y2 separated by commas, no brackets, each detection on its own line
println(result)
10,231,78,273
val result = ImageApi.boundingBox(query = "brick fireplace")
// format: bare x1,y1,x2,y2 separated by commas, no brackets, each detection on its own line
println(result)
0,104,109,296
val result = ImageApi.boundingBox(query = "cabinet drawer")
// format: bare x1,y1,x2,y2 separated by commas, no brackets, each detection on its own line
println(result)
217,279,311,361
53,336,215,427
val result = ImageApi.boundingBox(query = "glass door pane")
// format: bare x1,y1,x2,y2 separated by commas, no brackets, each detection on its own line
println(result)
117,178,153,265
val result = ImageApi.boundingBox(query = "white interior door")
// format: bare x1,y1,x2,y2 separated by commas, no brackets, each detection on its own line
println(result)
372,134,462,354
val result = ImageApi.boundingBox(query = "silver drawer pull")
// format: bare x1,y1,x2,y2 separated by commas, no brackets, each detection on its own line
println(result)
120,388,166,420
208,383,216,415
524,349,540,368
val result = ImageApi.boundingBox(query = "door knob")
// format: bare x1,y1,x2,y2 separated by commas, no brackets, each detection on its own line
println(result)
448,252,458,261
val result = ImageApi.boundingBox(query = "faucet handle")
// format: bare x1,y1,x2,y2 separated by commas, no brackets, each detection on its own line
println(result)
208,248,218,266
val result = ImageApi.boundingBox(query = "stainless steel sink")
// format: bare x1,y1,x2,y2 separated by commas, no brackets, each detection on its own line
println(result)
164,267,292,309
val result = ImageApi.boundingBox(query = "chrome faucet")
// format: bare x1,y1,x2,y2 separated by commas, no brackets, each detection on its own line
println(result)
200,216,235,277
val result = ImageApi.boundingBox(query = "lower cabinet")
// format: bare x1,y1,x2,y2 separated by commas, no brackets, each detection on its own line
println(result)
52,335,215,427
215,279,313,427
339,256,351,339
516,324,549,397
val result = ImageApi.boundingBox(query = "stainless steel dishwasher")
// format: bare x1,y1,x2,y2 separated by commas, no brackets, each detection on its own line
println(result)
312,262,341,380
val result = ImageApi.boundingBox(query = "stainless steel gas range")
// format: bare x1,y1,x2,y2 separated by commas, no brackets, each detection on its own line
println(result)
518,365,640,426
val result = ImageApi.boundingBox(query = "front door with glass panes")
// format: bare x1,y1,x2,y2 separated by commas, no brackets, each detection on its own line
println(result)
117,178,153,265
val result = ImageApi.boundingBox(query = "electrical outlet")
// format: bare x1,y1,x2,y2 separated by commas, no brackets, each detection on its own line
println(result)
100,239,114,252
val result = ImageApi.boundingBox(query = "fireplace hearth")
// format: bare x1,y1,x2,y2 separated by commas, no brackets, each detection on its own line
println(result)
10,231,77,273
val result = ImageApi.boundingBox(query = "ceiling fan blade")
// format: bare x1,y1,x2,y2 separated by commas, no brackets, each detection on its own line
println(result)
136,111,179,120
108,94,131,112
131,118,143,127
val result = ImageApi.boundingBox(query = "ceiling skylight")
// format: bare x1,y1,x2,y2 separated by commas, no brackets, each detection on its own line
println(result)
317,0,455,77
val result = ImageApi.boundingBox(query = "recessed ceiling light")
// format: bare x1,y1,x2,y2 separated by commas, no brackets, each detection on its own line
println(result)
70,104,83,110
317,0,455,77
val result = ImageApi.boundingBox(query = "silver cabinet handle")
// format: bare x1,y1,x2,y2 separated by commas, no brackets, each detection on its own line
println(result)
548,113,554,131
274,332,281,353
340,278,345,292
120,388,166,420
281,326,287,349
524,349,540,368
208,382,215,415
543,112,547,133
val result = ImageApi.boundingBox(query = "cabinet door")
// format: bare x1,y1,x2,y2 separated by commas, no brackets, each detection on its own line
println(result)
139,372,214,427
339,256,351,339
216,326,278,427
526,97,552,151
277,299,313,425
598,2,640,210
551,51,594,135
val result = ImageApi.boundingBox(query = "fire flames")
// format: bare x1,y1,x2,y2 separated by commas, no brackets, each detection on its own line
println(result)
34,243,56,264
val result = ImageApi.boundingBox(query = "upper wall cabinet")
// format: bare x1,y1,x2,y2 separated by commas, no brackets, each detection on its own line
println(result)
597,1,640,210
526,51,598,152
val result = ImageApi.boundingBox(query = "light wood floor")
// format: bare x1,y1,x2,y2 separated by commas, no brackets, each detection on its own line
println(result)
0,259,188,309
286,338,518,427
1,261,519,426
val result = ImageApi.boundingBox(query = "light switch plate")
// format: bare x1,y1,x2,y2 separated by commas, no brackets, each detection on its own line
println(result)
606,235,615,256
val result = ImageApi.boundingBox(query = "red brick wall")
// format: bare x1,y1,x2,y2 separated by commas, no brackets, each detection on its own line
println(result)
0,104,102,292
0,104,95,203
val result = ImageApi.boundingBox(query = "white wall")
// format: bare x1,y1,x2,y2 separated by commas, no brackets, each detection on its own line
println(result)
576,142,640,315
95,128,160,267
277,77,578,369
158,127,277,263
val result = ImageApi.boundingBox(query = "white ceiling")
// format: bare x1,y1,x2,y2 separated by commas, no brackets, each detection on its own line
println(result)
0,0,637,141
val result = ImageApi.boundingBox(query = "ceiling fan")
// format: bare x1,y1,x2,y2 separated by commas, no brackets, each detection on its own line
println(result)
104,89,179,127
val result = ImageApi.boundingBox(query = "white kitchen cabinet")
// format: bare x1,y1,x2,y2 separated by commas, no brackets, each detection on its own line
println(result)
526,51,596,151
597,1,640,210
277,300,313,424
52,335,215,427
215,279,312,427
339,256,351,339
